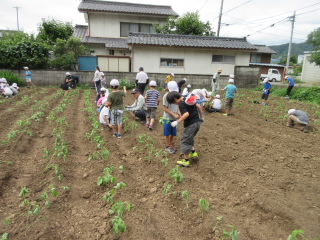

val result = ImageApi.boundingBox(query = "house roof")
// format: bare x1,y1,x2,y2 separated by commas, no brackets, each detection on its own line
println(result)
73,25,129,48
127,32,257,50
253,45,277,54
250,63,285,68
78,0,178,16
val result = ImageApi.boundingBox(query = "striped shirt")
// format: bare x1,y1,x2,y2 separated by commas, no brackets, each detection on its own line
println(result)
145,89,160,108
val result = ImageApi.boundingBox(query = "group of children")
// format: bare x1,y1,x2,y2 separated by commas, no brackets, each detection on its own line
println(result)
96,73,238,167
0,78,20,98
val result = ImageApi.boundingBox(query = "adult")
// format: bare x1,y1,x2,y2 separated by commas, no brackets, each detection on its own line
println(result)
126,88,147,123
61,72,75,95
93,66,101,101
135,67,149,95
285,75,295,98
24,67,35,87
177,78,187,93
212,68,222,93
287,109,309,133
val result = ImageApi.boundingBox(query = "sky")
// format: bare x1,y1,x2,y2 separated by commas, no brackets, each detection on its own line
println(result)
1,0,320,46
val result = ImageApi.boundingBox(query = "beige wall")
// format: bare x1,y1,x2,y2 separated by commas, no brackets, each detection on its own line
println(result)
132,47,251,75
301,53,320,83
89,12,168,38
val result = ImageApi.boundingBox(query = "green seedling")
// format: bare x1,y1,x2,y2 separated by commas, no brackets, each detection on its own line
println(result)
103,189,116,204
169,166,184,183
98,166,116,186
30,112,45,121
163,184,173,195
3,218,10,225
50,185,59,197
199,198,210,217
101,149,110,160
212,216,224,232
7,161,13,166
223,225,239,240
0,233,9,240
114,182,127,190
287,230,304,240
138,134,146,144
56,117,68,126
28,205,41,216
88,152,99,161
112,216,126,236
19,187,29,198
181,190,190,209
161,158,169,167
43,148,50,159
109,201,133,217
62,186,70,191
119,165,125,171
16,119,31,127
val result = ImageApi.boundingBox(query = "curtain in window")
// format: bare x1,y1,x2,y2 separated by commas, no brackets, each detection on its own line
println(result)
129,23,139,33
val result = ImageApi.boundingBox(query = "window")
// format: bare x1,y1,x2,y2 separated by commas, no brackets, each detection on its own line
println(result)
109,50,114,55
120,22,155,37
251,53,262,63
160,58,184,67
212,55,235,63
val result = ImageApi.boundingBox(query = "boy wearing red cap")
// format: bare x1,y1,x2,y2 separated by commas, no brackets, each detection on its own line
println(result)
166,92,202,167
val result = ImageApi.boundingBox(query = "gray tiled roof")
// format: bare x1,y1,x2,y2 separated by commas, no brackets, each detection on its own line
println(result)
78,0,178,16
254,45,277,54
127,33,257,50
73,25,128,48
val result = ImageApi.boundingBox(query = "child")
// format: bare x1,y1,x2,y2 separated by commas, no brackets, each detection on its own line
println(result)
163,81,180,154
205,94,222,112
182,84,191,97
261,78,272,106
221,79,237,116
145,80,161,130
99,99,112,128
106,79,127,139
167,92,201,167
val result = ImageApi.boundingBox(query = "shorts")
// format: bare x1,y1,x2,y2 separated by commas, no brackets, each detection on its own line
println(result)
163,119,177,136
110,109,123,126
146,107,157,119
261,93,269,100
225,98,234,110
181,121,201,154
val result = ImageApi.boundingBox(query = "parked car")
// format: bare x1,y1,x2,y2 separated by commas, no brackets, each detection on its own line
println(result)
260,69,282,82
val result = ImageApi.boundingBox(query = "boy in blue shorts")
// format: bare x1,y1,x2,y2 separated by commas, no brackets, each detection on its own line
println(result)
261,78,272,106
167,92,201,167
163,81,180,154
106,79,127,139
222,79,237,116
145,80,161,130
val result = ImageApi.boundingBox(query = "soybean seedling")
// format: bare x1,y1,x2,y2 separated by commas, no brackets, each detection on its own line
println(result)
287,230,305,240
169,166,184,183
199,198,210,217
0,233,9,240
163,184,173,196
181,190,190,209
223,225,239,240
97,166,116,186
112,216,126,236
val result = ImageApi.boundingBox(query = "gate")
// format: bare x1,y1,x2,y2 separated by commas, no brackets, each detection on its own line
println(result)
79,56,98,71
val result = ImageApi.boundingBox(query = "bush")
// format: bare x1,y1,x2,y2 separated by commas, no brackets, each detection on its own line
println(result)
120,79,135,90
0,70,25,86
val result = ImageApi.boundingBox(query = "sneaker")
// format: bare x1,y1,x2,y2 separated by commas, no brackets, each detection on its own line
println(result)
189,151,198,159
117,134,122,139
145,123,150,128
165,146,172,153
149,125,153,130
165,146,175,154
177,159,190,167
113,133,118,138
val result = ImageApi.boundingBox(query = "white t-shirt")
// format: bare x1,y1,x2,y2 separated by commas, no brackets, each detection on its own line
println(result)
93,70,100,82
192,89,206,98
212,99,222,110
136,71,148,83
182,88,190,96
99,107,110,125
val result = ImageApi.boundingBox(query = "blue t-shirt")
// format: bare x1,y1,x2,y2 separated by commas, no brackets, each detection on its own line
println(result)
224,84,237,99
264,82,272,94
288,78,294,86
26,70,32,79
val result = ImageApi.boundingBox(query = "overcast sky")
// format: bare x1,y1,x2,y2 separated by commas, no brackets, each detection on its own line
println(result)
1,0,319,46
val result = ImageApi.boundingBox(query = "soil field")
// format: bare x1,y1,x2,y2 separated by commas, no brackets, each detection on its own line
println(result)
0,87,320,240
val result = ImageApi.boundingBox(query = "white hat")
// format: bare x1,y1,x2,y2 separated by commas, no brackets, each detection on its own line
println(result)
110,79,120,87
263,78,269,83
100,87,106,92
208,92,212,96
100,72,105,76
171,73,175,77
288,109,296,115
66,72,71,76
183,78,187,81
102,98,108,105
2,78,7,83
149,80,157,87
187,84,191,88
215,94,220,99
0,78,5,83
228,79,234,83
167,81,178,92
285,76,288,79
202,88,209,96
24,66,29,70
217,68,222,72
229,74,234,79
12,83,18,87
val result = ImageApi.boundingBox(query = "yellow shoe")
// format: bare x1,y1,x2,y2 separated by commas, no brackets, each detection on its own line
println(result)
189,152,198,159
177,159,190,167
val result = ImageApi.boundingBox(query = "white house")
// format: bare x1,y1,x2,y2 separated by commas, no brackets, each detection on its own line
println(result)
75,0,259,74
301,51,320,83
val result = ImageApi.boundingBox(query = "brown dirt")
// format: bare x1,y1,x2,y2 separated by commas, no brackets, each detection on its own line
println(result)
0,88,320,240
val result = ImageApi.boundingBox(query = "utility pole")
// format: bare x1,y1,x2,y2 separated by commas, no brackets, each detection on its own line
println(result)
285,11,295,76
217,0,224,37
13,6,21,31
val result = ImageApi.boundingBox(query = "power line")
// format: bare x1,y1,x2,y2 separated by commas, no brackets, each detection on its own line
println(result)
245,17,288,37
198,0,209,12
213,0,254,21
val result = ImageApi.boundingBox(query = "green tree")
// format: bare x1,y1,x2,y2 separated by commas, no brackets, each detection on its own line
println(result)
279,55,297,65
37,19,73,44
49,37,89,70
154,12,214,36
306,27,320,65
0,32,50,69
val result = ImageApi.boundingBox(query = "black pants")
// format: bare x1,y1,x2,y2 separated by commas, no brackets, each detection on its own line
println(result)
287,86,294,96
138,83,147,96
135,110,146,121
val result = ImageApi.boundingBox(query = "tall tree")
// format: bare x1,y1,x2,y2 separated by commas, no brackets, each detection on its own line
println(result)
37,19,73,44
306,27,320,66
154,12,214,36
